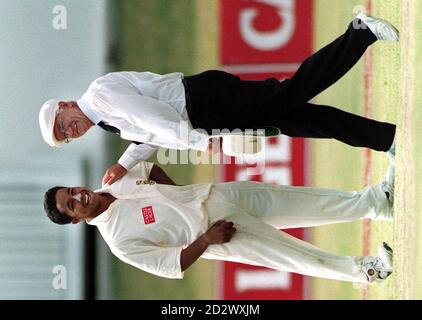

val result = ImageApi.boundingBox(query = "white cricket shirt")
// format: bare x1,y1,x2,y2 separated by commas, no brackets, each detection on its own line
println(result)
88,162,212,279
76,71,209,170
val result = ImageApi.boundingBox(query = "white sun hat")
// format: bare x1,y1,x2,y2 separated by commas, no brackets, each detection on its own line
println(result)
39,98,64,147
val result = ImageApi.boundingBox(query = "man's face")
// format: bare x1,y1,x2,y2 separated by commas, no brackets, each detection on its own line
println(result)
53,101,92,142
55,187,101,223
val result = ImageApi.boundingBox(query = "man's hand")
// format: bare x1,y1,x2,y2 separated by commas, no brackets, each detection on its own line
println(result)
180,219,236,272
202,220,236,244
102,163,128,186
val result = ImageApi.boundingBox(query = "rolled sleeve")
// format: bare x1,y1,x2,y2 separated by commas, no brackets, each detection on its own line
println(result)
117,244,185,279
118,143,158,170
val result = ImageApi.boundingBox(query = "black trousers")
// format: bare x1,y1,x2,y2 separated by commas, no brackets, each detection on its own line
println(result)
183,19,396,152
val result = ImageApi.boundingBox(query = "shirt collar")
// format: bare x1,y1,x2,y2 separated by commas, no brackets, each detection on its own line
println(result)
77,98,102,124
86,203,116,226
86,189,116,226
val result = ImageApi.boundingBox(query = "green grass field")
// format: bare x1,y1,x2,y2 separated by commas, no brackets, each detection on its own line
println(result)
110,0,422,299
311,0,422,299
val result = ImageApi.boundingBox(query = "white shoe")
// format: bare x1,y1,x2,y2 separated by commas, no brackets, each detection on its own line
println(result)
356,13,399,42
362,242,393,282
381,163,395,208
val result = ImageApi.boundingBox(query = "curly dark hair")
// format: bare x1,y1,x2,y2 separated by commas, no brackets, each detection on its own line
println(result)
44,186,72,225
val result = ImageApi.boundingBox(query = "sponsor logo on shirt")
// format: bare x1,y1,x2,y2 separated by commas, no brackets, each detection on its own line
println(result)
141,206,155,224
136,179,156,186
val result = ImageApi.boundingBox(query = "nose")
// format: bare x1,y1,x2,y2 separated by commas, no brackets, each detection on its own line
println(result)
69,121,80,137
73,194,81,202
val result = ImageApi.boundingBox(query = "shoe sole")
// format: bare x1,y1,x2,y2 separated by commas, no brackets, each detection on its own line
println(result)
357,13,400,41
383,23,400,42
377,18,400,41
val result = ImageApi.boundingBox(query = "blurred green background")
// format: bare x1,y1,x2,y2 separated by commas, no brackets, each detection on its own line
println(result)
110,0,218,299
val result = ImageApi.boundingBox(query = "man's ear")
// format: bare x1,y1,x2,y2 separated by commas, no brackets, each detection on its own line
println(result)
71,218,80,224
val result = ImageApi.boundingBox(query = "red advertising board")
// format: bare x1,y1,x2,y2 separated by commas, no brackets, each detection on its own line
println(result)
220,0,313,64
220,133,306,299
219,0,313,300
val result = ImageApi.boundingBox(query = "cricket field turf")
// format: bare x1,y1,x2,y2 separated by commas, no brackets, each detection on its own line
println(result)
312,0,422,299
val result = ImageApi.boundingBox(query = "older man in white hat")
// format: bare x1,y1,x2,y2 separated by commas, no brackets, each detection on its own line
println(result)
39,14,399,186
39,99,94,147
38,74,213,186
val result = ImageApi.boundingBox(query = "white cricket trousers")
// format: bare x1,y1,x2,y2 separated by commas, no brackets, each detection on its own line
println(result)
202,181,391,283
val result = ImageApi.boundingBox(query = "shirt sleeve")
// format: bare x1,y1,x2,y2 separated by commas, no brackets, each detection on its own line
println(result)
125,161,155,180
98,87,209,151
118,143,158,170
112,242,185,279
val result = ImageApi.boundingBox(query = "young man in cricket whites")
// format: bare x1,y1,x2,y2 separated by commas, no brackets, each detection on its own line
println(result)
44,159,395,284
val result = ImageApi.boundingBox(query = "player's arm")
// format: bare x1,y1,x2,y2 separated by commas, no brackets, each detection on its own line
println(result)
180,220,236,272
149,164,178,186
